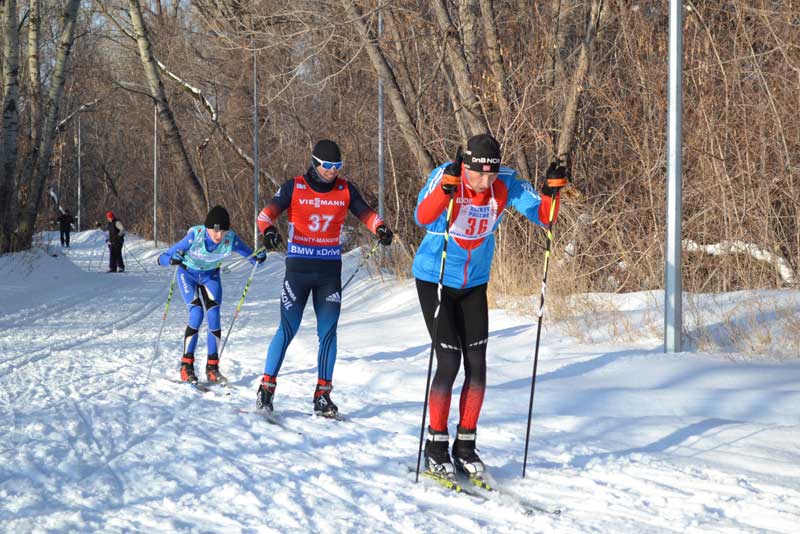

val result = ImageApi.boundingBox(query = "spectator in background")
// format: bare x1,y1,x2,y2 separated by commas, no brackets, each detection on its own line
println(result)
106,211,126,273
53,209,75,248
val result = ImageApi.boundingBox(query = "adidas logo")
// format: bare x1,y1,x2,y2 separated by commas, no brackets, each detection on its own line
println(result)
326,292,341,303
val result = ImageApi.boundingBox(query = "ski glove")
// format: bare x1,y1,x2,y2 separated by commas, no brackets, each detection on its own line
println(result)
251,249,267,265
541,158,570,197
441,147,463,194
157,252,183,267
376,225,393,246
169,253,185,266
262,227,282,250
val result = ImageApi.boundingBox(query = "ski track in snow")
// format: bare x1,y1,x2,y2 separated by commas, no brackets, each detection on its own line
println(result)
1,231,799,533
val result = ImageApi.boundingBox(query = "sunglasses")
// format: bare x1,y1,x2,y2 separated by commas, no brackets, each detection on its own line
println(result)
313,155,343,170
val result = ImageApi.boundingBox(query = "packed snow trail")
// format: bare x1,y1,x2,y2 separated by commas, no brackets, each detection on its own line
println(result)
1,231,799,533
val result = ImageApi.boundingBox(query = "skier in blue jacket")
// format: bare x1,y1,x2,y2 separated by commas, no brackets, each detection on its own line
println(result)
158,205,266,385
414,133,568,478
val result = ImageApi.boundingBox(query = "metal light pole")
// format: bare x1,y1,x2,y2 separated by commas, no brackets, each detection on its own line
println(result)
665,0,683,352
77,113,81,231
154,104,158,246
253,42,260,246
377,9,385,218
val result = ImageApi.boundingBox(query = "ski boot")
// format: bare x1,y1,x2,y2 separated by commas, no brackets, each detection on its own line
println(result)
452,426,489,489
205,355,228,386
180,355,198,385
256,375,276,412
312,379,339,418
424,427,455,478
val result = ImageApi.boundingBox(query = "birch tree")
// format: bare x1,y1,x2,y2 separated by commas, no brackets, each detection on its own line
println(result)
15,0,81,249
0,0,20,251
127,0,207,217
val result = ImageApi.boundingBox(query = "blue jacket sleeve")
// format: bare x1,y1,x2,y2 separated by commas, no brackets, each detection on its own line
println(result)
504,171,545,226
231,233,254,259
158,231,194,266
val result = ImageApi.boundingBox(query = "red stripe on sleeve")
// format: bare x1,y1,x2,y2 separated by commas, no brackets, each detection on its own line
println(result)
257,202,283,234
358,210,384,233
416,187,451,225
537,192,561,225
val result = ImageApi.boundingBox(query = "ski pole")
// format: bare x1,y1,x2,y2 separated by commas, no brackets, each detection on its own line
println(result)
218,248,265,359
222,246,269,273
415,191,456,483
124,242,148,273
98,242,106,272
342,240,381,291
147,266,180,381
522,190,560,478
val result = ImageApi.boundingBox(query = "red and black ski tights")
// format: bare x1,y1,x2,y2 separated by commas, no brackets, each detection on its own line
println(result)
416,279,488,433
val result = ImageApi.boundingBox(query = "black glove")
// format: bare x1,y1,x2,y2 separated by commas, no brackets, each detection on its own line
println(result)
541,157,570,197
262,227,282,250
376,225,393,246
441,147,463,194
253,249,267,264
169,254,184,266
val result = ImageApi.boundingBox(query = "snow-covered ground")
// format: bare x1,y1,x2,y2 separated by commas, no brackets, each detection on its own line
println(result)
1,231,798,533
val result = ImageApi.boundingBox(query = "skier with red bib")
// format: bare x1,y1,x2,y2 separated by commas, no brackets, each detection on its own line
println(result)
255,140,393,417
414,133,568,478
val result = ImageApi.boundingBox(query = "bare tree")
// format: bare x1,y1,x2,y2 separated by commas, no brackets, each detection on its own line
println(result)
127,0,207,217
339,0,435,176
430,0,487,136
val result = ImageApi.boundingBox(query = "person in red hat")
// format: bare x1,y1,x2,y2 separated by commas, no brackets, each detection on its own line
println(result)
105,211,126,272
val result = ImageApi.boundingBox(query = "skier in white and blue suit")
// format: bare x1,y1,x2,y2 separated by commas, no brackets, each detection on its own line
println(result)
158,205,266,385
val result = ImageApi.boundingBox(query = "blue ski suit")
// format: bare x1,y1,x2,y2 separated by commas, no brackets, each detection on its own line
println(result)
158,226,256,361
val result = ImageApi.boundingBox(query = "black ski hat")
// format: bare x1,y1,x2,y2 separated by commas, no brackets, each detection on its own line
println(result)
205,205,230,231
312,139,342,163
464,134,501,173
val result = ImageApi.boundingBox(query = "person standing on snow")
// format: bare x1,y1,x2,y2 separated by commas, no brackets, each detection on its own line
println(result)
105,211,126,272
157,205,266,386
54,209,75,248
255,139,394,417
413,133,568,479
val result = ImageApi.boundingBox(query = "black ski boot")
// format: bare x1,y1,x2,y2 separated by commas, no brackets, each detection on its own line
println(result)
313,380,338,417
452,426,485,477
256,375,276,412
180,355,198,385
205,354,228,386
424,427,455,477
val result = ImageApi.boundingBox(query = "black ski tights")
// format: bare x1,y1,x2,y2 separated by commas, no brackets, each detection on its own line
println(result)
416,279,488,432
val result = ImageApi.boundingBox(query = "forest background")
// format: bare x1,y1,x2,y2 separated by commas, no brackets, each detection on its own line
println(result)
1,1,799,333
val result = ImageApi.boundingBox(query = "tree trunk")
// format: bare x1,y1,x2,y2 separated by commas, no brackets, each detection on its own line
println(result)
127,0,207,217
478,0,532,179
0,0,21,251
430,0,487,136
26,0,42,152
556,0,605,159
339,0,435,177
15,0,81,249
459,0,479,66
